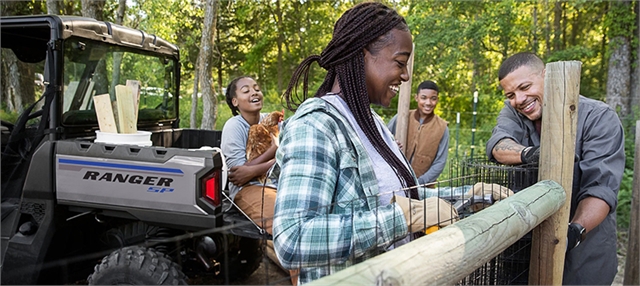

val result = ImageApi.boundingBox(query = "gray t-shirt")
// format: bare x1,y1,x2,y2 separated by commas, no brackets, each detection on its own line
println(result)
220,113,277,200
486,95,625,285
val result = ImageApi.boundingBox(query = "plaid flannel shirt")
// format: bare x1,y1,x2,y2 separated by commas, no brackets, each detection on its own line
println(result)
273,98,416,284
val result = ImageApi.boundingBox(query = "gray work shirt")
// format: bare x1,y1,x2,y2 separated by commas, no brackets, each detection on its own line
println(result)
486,95,625,285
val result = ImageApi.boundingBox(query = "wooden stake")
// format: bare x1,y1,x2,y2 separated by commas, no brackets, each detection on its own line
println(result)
624,120,640,285
529,61,580,285
126,80,141,122
115,84,137,134
395,43,415,153
92,93,118,133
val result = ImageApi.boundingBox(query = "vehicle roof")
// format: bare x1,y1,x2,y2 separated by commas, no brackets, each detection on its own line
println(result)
1,14,178,58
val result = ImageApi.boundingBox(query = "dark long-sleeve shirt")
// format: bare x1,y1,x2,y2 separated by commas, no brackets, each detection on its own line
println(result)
486,95,625,285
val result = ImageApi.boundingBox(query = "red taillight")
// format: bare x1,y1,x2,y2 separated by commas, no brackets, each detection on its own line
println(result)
202,171,220,206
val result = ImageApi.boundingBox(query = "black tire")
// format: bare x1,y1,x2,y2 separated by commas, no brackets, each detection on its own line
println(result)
87,246,188,285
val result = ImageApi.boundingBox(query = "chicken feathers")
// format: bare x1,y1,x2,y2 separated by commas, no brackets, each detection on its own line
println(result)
246,110,284,164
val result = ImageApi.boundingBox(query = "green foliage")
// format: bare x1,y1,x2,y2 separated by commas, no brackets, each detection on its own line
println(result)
4,2,637,231
216,0,345,95
617,168,634,229
0,110,20,124
177,95,203,129
1,0,44,15
605,1,637,39
178,88,289,131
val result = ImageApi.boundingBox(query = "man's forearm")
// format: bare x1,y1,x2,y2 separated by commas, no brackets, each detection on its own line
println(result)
492,138,526,165
571,196,610,233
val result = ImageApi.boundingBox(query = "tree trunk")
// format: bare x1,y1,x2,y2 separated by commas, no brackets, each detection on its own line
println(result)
198,0,219,130
552,1,562,51
561,2,567,50
191,57,200,129
606,36,631,116
110,0,127,96
2,51,35,113
115,0,126,23
532,5,538,55
216,22,223,96
606,1,632,116
46,0,59,14
81,0,104,21
4,52,23,112
80,0,109,98
569,9,580,47
1,1,36,113
275,0,284,94
631,2,640,110
544,0,551,57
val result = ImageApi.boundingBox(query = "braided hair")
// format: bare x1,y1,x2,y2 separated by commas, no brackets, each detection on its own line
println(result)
225,76,250,116
282,2,418,197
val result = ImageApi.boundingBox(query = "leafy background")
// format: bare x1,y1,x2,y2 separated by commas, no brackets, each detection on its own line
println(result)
1,0,637,231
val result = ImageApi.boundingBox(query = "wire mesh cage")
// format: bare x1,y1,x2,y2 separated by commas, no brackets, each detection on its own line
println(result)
184,158,542,285
455,158,539,285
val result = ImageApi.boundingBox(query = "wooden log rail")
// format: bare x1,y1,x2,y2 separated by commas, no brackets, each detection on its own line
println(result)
308,180,566,286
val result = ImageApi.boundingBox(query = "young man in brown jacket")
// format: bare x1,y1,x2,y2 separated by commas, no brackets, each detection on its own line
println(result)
387,80,449,186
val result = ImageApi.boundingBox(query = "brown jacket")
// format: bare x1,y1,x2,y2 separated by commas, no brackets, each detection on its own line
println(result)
405,110,447,177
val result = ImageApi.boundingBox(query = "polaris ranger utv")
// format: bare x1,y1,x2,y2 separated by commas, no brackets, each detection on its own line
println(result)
1,15,266,285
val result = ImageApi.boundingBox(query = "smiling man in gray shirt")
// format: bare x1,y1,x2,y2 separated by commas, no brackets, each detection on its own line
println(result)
486,52,625,285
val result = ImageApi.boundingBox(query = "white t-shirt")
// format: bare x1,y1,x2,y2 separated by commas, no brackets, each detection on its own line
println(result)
321,95,410,205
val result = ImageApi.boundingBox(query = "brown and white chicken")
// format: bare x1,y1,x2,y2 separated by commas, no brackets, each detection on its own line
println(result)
246,110,284,164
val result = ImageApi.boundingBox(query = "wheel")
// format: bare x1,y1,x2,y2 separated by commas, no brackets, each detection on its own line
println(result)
87,246,188,285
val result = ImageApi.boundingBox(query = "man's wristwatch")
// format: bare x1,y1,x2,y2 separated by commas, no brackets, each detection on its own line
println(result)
567,222,586,252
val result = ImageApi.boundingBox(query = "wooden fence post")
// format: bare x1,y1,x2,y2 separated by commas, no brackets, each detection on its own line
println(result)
394,43,414,153
623,120,640,285
528,61,581,285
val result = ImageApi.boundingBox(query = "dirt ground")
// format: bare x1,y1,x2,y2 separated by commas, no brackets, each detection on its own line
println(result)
233,257,292,285
613,229,629,286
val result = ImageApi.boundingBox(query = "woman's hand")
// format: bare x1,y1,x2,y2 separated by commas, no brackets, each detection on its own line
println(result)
228,165,255,187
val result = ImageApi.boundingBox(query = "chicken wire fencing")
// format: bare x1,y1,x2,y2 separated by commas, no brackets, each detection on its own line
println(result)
453,158,539,285
216,158,540,285
83,158,538,285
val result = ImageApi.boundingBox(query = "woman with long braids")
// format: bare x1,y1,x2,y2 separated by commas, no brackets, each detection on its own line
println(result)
272,2,458,284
